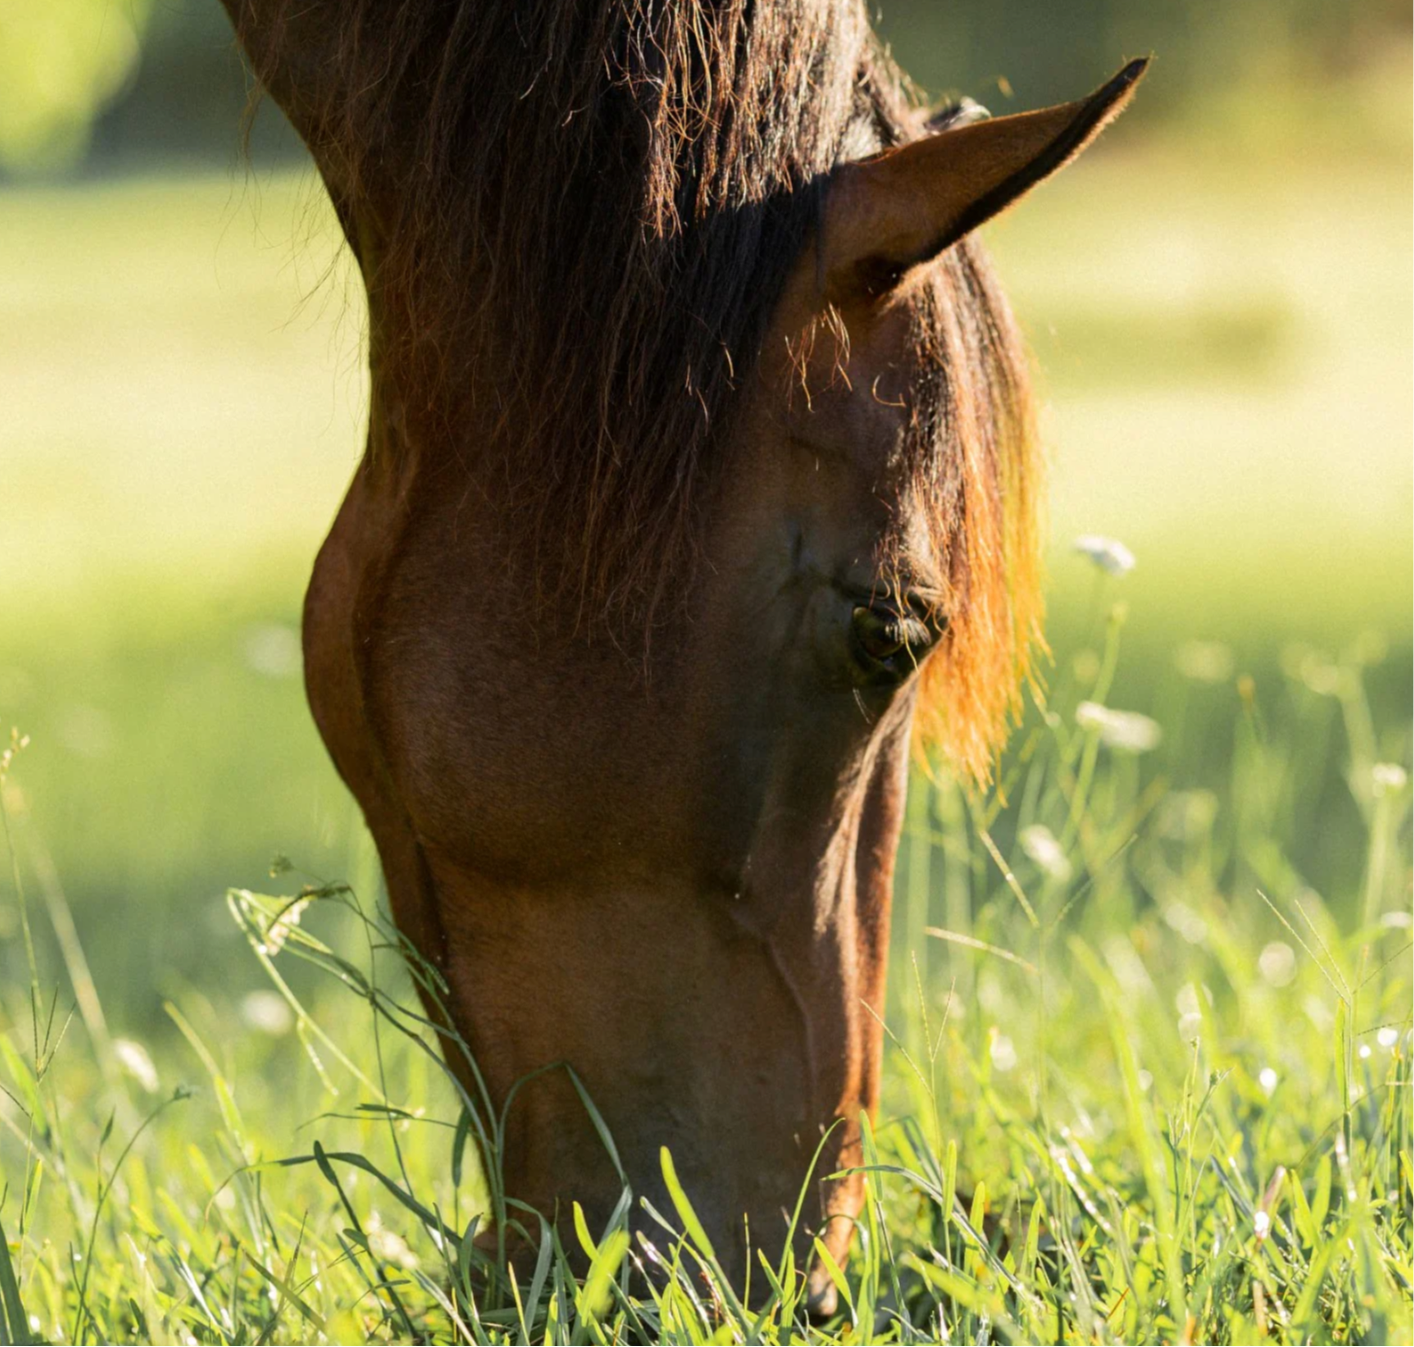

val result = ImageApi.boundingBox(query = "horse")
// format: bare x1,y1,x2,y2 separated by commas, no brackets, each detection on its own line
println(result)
219,0,1142,1307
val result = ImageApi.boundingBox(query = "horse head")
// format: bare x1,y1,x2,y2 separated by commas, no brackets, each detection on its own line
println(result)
222,0,1143,1306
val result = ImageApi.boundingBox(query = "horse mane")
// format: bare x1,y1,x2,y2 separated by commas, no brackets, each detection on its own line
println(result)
248,0,1041,780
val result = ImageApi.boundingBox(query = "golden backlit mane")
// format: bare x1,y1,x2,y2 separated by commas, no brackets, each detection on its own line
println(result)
897,244,1044,784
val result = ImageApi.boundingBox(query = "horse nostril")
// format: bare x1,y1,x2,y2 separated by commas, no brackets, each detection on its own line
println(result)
851,604,933,670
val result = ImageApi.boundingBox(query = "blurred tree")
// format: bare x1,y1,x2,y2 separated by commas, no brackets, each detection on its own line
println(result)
86,1,301,169
0,0,1407,177
874,0,1411,116
0,0,152,173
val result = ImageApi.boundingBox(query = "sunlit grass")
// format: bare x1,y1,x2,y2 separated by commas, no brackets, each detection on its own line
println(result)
1,591,1409,1344
0,62,1410,1345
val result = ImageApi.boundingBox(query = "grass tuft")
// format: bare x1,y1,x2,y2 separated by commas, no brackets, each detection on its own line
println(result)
1,592,1410,1344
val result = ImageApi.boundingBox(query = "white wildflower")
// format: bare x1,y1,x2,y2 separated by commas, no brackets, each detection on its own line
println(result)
113,1038,159,1093
259,896,310,956
1259,1067,1278,1095
1254,1209,1271,1239
1176,983,1205,1043
241,990,294,1036
988,1030,1018,1073
1163,901,1208,944
1377,1027,1399,1049
1076,701,1162,753
1175,984,1202,1016
1372,763,1407,795
1281,644,1342,696
1019,824,1072,882
1303,995,1333,1031
938,988,967,1022
1258,941,1296,988
367,1214,419,1271
1073,534,1136,576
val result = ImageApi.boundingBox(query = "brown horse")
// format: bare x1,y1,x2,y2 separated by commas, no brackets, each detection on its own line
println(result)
220,0,1142,1306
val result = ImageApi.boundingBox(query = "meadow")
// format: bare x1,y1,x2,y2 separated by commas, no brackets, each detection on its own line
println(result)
0,68,1410,1344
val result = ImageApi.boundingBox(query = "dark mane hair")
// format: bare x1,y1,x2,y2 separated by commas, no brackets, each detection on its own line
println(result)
241,0,1041,776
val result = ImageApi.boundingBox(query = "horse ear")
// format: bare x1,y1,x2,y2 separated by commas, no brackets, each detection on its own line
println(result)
821,59,1148,304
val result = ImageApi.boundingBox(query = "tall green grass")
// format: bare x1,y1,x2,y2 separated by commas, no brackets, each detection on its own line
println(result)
0,69,1408,1343
2,575,1408,1345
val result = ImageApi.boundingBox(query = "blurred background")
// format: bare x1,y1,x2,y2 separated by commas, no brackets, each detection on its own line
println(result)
0,0,1409,1034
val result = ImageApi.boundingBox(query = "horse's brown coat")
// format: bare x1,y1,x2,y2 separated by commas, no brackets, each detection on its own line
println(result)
221,0,1141,1303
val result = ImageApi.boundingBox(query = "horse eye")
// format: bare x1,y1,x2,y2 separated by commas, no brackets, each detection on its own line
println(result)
850,604,937,677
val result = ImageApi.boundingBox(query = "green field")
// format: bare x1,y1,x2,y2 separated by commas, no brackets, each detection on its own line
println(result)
0,83,1410,1344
